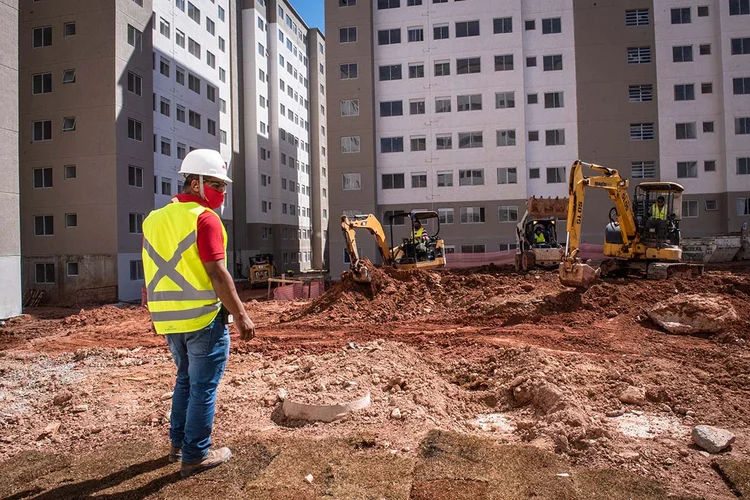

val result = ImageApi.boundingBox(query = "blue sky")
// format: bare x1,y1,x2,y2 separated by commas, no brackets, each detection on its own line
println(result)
290,0,325,33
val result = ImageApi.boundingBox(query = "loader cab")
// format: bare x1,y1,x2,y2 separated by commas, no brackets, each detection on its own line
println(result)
521,218,560,250
248,253,277,287
634,182,684,247
388,210,445,265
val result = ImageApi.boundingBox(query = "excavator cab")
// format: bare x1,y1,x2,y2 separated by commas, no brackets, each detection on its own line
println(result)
389,210,444,265
634,183,683,247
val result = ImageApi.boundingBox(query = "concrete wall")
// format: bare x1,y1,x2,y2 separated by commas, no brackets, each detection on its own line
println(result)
0,0,21,318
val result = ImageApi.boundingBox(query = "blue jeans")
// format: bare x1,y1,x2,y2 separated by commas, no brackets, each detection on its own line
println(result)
165,316,230,463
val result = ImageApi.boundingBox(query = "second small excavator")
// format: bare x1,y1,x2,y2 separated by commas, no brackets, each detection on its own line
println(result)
559,160,703,288
341,210,446,283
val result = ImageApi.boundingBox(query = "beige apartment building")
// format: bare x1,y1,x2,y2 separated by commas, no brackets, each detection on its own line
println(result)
325,0,750,277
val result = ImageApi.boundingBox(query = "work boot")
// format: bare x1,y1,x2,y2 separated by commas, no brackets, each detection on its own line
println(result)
180,447,232,478
168,446,182,463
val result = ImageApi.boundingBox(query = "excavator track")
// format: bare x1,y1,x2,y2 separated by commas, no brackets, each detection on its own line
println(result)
647,262,704,280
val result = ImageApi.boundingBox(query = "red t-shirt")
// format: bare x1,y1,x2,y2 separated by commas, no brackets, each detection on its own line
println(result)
173,194,225,263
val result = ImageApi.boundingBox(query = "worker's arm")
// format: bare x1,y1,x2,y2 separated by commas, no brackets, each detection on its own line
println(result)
204,259,255,340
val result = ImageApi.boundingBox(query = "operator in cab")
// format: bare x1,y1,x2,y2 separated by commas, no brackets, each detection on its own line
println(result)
651,195,668,220
533,225,547,246
412,220,425,242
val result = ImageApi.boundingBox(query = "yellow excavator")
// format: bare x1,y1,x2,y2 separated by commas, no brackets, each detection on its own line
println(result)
559,160,703,288
341,210,447,283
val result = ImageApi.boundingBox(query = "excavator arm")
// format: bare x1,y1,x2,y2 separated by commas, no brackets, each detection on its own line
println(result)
340,214,393,283
560,160,637,288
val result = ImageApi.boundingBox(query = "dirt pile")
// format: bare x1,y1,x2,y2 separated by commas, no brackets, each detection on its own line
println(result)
647,294,739,334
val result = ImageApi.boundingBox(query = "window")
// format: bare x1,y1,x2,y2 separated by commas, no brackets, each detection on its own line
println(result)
700,44,711,55
411,136,427,151
676,122,697,139
542,17,561,34
546,167,566,183
739,198,750,216
497,168,517,184
340,26,357,43
630,123,655,140
218,5,225,21
207,51,216,69
704,160,716,172
64,22,76,37
437,171,453,186
409,63,424,79
188,38,201,58
340,0,357,5
35,263,55,284
459,169,484,185
526,57,537,67
176,67,185,85
705,199,718,211
697,5,709,16
206,17,215,35
410,99,426,115
160,57,170,77
33,26,52,48
411,173,427,187
738,158,750,175
33,167,53,188
408,27,424,42
206,85,216,102
703,121,714,133
671,7,691,24
734,77,750,95
436,134,452,150
379,64,402,81
737,117,750,134
457,57,481,74
629,84,653,102
435,97,451,113
544,92,564,108
160,18,170,38
625,9,649,26
677,161,698,178
383,211,406,226
34,215,54,236
673,45,693,62
631,161,656,178
127,25,142,50
496,130,516,146
160,136,171,156
434,24,449,40
543,55,563,71
702,82,713,94
219,37,225,52
438,208,454,224
220,130,227,145
493,17,512,34
495,92,515,109
458,132,483,149
188,74,201,94
340,63,358,80
434,61,450,76
64,165,76,179
381,173,405,189
207,119,216,136
62,69,76,84
627,47,651,64
498,206,519,222
730,0,750,15
460,207,485,224
161,177,172,196
455,20,480,38
545,129,565,146
130,260,144,281
32,73,52,94
528,131,540,142
527,94,538,104
176,105,185,123
128,165,143,187
127,118,142,141
682,200,699,218
529,168,540,179
407,0,421,5
494,55,513,71
461,245,486,253
377,0,399,8
67,262,79,277
127,71,142,96
674,84,695,101
341,99,360,116
188,2,200,23
189,110,201,129
341,136,361,153
457,94,482,111
176,0,185,11
342,173,361,191
732,38,750,55
525,20,536,30
378,28,401,45
381,137,404,153
173,29,185,48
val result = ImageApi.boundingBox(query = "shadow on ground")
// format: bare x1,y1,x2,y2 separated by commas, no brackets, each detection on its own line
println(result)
0,431,736,499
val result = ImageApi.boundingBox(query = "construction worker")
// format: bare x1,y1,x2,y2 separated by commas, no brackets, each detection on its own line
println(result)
142,149,255,478
651,195,668,220
411,219,425,242
534,225,547,245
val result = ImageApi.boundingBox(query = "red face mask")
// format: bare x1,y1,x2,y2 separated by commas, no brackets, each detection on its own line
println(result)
203,184,225,210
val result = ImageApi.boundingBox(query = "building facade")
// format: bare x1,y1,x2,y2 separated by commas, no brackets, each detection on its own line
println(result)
326,0,750,277
19,0,328,305
1,0,21,319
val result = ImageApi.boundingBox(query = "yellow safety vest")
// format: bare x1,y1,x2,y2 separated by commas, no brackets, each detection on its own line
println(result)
651,204,667,220
412,227,424,241
142,201,227,335
535,232,546,244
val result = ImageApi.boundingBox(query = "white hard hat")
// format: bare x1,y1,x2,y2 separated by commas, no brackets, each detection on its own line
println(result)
178,149,232,183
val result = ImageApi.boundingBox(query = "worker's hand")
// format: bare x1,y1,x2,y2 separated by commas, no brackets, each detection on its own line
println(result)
236,314,256,341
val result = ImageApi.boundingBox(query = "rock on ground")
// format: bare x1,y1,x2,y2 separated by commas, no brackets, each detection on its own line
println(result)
647,294,738,334
619,386,647,405
691,425,735,454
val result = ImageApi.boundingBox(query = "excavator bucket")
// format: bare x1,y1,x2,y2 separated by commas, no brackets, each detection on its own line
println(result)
527,196,569,220
559,259,601,289
351,266,371,284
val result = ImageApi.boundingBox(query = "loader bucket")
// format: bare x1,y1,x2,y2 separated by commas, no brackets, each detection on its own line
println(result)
527,196,569,219
559,260,601,289
351,264,371,284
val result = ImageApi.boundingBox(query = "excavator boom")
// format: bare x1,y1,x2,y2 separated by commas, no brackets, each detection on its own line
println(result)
341,214,393,283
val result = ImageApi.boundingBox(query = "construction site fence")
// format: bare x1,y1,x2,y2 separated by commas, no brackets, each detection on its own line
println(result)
444,244,606,269
273,280,326,301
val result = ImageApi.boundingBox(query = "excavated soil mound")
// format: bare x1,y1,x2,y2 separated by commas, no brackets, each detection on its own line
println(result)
647,294,739,334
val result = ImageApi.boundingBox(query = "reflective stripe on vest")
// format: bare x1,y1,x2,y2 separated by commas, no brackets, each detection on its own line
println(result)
142,201,227,335
651,204,667,220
